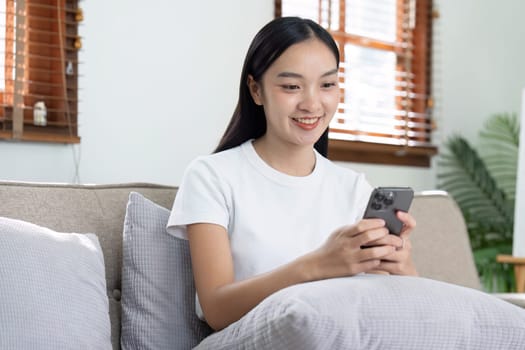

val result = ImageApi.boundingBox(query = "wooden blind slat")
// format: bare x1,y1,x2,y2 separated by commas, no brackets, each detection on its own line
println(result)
12,0,25,138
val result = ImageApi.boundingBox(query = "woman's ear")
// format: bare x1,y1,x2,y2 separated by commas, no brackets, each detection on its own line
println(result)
247,75,263,106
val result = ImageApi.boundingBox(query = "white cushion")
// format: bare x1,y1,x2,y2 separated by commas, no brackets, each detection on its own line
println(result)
0,217,111,350
196,274,525,349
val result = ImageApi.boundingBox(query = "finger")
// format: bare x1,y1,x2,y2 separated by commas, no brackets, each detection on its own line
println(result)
365,234,403,249
367,269,390,275
347,219,387,237
333,219,386,241
396,236,405,251
397,211,416,230
357,259,382,274
397,213,416,238
377,261,403,275
353,227,390,248
380,249,405,262
378,259,418,276
383,240,413,259
358,244,396,261
395,236,412,251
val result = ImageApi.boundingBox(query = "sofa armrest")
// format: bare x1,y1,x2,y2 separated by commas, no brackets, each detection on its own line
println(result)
492,293,525,308
410,191,481,290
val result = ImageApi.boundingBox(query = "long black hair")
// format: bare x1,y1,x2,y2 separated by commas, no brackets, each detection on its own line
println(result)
213,17,339,156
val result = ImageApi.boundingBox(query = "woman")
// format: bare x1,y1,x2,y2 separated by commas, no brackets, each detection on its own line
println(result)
167,16,418,331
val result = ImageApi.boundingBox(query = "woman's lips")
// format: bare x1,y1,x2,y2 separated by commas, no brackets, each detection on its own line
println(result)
291,116,322,130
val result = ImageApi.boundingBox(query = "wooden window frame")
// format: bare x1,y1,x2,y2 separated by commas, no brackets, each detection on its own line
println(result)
0,0,82,144
276,0,437,167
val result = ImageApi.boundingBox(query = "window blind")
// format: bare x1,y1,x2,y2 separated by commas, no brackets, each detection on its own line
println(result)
0,0,82,143
276,0,436,166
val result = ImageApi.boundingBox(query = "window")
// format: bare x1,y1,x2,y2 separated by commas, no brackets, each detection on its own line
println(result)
276,0,436,167
0,0,82,143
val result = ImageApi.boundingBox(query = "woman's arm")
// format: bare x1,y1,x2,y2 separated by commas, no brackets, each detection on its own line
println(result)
188,218,401,331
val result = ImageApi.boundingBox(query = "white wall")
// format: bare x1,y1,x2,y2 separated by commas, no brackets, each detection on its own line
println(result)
514,89,525,257
1,0,524,191
435,0,525,144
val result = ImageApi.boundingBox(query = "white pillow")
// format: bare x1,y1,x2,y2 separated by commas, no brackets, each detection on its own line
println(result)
196,274,525,349
0,217,112,350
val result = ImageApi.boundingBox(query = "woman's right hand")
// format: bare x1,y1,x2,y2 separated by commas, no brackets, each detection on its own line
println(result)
305,219,400,280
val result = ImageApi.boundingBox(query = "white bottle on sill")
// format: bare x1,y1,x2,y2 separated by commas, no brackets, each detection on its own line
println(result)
33,101,47,126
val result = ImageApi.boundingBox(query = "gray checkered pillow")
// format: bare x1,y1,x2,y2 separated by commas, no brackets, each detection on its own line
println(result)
196,275,525,349
120,192,212,349
0,217,112,349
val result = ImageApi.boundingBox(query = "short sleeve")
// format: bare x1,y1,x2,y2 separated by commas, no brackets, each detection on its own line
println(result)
354,173,374,221
166,157,230,240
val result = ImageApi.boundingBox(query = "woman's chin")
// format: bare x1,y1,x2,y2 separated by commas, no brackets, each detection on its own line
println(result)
294,131,326,147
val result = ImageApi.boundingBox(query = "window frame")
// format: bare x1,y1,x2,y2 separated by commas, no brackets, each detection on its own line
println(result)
275,0,436,167
0,0,81,144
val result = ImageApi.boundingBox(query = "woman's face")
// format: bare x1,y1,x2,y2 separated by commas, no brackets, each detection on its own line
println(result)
249,38,340,149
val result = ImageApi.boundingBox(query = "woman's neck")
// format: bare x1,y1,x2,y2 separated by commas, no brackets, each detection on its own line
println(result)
252,137,316,177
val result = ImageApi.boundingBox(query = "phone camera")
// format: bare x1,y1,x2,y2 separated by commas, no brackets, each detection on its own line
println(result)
371,201,382,210
374,192,385,202
384,191,395,206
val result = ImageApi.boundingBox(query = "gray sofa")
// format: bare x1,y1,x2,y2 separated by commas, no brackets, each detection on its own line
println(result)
0,181,485,349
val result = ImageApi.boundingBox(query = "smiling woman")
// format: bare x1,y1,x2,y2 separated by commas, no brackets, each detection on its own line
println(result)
166,16,418,331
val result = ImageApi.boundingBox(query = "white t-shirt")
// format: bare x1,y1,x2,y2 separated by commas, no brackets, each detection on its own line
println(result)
167,140,373,318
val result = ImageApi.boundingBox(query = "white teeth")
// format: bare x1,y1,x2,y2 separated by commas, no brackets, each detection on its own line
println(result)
294,118,319,124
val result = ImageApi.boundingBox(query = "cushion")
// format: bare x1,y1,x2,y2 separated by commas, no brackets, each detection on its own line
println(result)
0,217,112,349
120,192,212,349
196,274,525,350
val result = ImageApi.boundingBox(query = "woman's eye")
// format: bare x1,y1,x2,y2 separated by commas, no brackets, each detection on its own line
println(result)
282,84,300,90
322,82,337,89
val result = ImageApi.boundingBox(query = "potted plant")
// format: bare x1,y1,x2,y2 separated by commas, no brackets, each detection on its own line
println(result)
438,113,520,292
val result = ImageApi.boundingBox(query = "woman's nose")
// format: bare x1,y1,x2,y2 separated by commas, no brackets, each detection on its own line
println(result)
298,88,322,113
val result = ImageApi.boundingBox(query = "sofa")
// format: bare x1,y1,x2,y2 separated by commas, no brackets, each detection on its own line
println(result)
1,180,524,349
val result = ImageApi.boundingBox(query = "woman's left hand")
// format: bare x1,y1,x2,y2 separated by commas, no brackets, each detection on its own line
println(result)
368,211,418,276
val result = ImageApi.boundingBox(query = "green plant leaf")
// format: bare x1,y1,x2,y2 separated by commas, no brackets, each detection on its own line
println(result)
473,244,514,292
437,113,519,293
479,113,519,201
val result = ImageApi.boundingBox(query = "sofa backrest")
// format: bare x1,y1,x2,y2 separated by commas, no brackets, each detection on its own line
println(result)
0,181,177,349
0,181,480,349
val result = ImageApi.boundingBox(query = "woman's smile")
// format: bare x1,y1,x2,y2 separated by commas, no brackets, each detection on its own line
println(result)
291,116,323,130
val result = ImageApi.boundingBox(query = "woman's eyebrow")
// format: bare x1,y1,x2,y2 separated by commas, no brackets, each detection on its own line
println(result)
322,68,339,77
276,71,302,78
276,68,339,79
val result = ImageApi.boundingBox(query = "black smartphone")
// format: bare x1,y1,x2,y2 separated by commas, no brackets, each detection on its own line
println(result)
363,187,414,235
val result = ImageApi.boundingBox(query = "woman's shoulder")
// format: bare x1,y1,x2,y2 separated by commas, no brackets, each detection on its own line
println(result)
184,143,247,177
317,153,366,181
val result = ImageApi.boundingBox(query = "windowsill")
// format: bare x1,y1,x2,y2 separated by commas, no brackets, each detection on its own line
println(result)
0,131,80,144
327,139,438,167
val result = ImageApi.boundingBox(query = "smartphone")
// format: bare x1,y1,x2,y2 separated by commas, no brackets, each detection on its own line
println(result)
363,187,414,235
